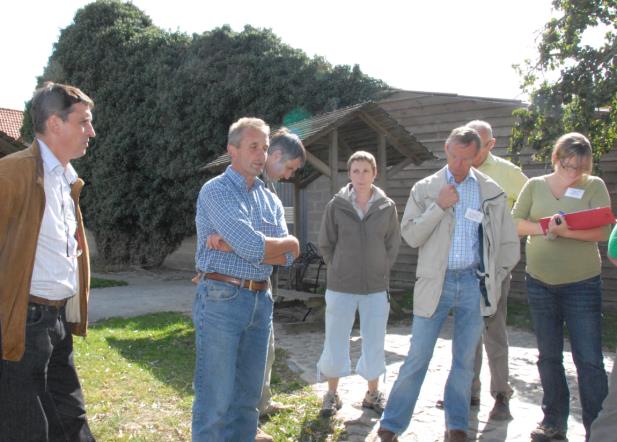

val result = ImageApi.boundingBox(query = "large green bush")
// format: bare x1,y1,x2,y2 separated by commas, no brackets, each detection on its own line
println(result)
25,0,389,266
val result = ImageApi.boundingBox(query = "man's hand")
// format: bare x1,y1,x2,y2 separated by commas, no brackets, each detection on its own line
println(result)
207,234,233,252
436,184,459,209
288,235,300,259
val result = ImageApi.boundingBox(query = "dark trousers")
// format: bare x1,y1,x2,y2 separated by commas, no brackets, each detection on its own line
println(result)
526,274,608,437
0,303,95,442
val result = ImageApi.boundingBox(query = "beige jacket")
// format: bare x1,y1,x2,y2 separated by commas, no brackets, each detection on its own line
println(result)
0,140,90,361
401,167,520,317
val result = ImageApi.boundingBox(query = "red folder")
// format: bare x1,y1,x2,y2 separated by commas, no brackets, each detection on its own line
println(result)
539,207,616,234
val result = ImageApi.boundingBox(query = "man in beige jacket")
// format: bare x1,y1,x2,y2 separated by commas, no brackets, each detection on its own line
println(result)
377,126,520,442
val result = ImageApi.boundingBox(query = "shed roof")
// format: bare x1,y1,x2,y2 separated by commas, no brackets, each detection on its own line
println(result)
203,101,434,173
0,108,24,141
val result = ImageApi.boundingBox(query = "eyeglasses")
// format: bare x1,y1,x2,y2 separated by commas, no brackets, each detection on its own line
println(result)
559,159,585,173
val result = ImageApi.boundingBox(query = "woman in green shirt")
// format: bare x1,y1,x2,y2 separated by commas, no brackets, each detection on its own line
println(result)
512,132,610,442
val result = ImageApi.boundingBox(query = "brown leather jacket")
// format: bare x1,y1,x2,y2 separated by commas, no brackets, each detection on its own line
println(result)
0,140,90,361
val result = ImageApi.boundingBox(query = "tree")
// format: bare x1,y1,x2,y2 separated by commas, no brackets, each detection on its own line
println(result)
24,0,389,267
511,0,617,161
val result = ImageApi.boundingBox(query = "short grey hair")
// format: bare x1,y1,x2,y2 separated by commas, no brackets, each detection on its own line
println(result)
269,128,306,165
446,126,482,152
466,120,493,139
228,117,270,147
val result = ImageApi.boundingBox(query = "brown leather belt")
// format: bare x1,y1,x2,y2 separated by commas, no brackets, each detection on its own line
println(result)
204,272,268,291
29,295,69,308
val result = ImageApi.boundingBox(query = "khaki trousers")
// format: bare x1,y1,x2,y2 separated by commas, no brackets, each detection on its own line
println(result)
472,276,513,398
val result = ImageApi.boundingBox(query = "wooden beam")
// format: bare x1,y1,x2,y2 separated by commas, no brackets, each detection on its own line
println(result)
305,151,330,177
298,170,322,188
387,157,414,179
330,129,339,195
337,135,355,158
377,133,387,191
293,183,301,238
357,110,418,162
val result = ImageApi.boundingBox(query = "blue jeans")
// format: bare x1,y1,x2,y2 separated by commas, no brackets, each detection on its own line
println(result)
380,269,484,434
526,274,607,437
191,279,273,442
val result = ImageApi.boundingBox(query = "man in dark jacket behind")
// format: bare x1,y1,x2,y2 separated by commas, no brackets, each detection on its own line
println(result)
0,82,96,441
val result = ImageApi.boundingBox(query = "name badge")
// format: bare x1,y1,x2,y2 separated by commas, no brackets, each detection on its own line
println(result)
465,208,483,223
565,187,584,199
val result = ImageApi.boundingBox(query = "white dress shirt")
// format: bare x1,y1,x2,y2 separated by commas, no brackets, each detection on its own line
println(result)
29,140,80,300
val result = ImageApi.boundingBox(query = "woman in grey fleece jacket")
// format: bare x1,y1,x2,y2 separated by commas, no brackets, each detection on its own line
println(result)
317,151,401,418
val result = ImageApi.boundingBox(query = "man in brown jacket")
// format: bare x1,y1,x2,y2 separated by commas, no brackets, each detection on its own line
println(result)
0,82,96,441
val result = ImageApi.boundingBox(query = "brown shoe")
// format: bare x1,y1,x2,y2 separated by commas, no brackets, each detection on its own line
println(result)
444,429,468,442
377,427,398,441
488,392,512,421
255,427,274,442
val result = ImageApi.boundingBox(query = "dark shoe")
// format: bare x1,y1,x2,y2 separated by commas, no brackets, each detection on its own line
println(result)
444,429,468,442
488,392,512,421
377,427,398,442
320,391,342,417
362,390,386,415
530,424,566,441
436,396,479,409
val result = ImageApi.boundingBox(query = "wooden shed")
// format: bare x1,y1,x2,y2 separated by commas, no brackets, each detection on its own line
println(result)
202,101,435,243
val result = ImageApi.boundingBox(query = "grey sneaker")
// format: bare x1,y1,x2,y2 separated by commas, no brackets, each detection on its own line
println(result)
362,390,386,415
320,391,342,417
530,424,566,441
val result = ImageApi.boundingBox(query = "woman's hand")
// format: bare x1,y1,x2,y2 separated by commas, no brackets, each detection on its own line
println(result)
547,213,568,237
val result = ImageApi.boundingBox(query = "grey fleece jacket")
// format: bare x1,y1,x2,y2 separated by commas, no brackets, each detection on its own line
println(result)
318,183,401,294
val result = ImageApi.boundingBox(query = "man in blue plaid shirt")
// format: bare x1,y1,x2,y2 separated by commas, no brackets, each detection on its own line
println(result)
192,117,300,442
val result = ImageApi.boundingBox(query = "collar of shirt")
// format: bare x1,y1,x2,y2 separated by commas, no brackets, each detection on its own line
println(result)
350,186,377,207
38,138,78,184
482,153,497,167
446,166,477,186
225,165,265,193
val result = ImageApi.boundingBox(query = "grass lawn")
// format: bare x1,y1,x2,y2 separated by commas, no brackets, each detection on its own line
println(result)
75,313,344,441
91,277,128,289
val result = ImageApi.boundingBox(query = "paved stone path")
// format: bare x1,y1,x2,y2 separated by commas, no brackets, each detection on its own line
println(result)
276,318,614,442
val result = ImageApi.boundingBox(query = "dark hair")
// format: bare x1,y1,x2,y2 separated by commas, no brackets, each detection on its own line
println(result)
269,128,306,165
445,126,482,152
31,82,94,134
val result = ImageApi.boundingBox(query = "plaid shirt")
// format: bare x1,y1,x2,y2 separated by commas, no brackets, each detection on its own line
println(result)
195,166,293,280
446,168,481,270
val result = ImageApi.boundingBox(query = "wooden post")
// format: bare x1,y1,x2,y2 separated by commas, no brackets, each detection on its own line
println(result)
330,129,339,195
294,182,301,240
378,133,387,191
